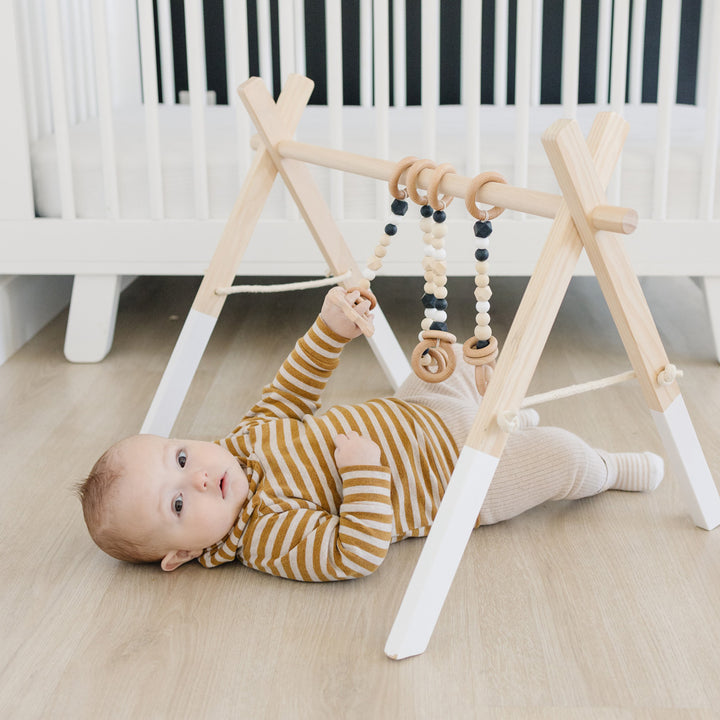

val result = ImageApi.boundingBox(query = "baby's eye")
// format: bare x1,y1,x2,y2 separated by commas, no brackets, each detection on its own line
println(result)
177,450,187,468
173,494,184,514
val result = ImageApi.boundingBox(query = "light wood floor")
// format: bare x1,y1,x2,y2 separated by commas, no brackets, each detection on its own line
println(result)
2,274,720,719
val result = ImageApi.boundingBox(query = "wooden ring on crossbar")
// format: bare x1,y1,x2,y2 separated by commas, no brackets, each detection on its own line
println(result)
411,330,457,383
427,162,456,210
389,156,419,201
465,171,508,221
406,158,437,206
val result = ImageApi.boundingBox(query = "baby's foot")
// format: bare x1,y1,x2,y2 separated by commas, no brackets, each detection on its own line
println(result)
604,451,664,492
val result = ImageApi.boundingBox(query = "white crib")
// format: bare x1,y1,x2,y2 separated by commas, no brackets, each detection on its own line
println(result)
2,0,720,364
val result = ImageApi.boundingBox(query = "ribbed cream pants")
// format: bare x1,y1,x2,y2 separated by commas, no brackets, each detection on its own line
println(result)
395,345,614,525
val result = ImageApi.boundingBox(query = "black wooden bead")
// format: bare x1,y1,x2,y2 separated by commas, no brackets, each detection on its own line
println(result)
473,220,493,238
430,321,448,332
475,248,489,262
384,223,397,236
435,298,448,311
391,198,409,216
421,293,437,308
420,204,433,218
475,339,490,350
432,209,446,223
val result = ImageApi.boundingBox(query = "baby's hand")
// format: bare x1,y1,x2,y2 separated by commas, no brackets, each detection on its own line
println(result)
333,431,382,468
321,287,375,339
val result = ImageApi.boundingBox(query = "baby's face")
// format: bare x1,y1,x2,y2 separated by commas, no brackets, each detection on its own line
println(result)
111,434,249,564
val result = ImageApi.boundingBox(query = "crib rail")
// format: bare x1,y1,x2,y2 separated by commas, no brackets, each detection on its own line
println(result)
8,0,717,228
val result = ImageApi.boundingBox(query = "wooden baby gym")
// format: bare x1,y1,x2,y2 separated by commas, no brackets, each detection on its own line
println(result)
141,74,720,660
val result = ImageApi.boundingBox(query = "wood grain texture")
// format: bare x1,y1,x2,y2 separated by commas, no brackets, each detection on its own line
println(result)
2,274,720,717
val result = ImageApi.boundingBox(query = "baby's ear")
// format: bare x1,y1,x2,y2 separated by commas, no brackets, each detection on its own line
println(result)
160,549,201,572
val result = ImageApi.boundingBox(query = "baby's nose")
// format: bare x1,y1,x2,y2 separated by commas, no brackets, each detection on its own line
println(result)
193,470,208,490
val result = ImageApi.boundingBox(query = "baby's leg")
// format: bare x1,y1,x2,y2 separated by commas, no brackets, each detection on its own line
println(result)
477,427,664,526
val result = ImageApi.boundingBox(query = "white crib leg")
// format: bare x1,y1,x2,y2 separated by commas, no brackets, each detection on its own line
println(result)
140,308,217,437
651,393,720,531
701,276,720,364
64,274,122,363
366,304,411,390
384,446,499,660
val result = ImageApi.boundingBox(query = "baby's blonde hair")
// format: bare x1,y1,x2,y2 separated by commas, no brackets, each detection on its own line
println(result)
77,443,161,564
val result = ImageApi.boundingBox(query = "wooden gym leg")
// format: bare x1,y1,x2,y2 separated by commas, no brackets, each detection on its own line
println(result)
141,75,314,436
239,78,411,390
385,113,630,660
543,118,720,530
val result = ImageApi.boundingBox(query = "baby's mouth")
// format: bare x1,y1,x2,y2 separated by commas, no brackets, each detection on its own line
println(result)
220,473,226,498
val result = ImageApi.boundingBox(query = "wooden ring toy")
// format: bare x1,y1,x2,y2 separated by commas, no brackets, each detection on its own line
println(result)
427,162,456,210
465,171,508,221
411,330,457,383
405,158,436,206
389,156,419,200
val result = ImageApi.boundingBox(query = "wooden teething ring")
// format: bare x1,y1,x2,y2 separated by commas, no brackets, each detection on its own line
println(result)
427,163,456,210
411,330,457,383
465,171,508,221
347,286,377,309
389,156,419,201
462,335,498,394
405,158,437,206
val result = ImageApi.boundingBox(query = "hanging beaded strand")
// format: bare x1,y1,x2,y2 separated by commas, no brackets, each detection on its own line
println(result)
353,156,419,316
407,160,458,383
463,171,507,394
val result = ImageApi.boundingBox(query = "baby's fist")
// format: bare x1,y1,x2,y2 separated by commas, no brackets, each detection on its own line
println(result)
321,287,375,339
333,431,382,468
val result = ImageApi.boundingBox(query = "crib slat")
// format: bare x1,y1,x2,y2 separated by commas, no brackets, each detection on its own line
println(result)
79,0,96,116
69,0,89,122
699,3,720,220
530,0,542,106
138,0,164,219
16,1,40,142
184,0,210,220
608,0,630,205
325,0,344,219
45,0,76,219
421,0,439,159
654,0,681,220
595,0,612,104
393,0,406,107
90,0,119,219
494,0,508,106
628,0,646,105
514,0,532,198
461,0,481,176
278,0,296,82
157,0,175,104
360,0,372,107
561,0,580,117
257,0,273,87
293,0,306,76
224,0,251,181
374,0,390,217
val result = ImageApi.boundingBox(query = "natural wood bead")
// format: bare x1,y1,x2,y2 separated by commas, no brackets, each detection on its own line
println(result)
420,218,433,233
474,325,492,341
475,274,490,288
435,286,448,299
434,260,447,272
432,237,445,249
475,286,492,301
424,270,434,282
434,275,448,287
423,233,433,244
475,312,490,326
475,261,489,274
368,258,383,271
358,278,371,290
374,245,387,257
432,223,448,238
424,282,435,294
379,234,392,246
421,317,433,330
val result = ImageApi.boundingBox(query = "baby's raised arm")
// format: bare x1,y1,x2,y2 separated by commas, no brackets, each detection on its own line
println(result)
321,287,375,339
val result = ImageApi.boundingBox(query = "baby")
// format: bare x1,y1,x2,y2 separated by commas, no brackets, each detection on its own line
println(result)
78,287,664,580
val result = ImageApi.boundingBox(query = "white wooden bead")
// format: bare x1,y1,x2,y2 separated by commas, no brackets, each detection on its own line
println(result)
423,245,434,257
435,286,448,299
435,310,447,322
476,300,490,313
432,223,448,238
475,274,490,288
420,218,433,232
418,331,426,342
374,245,388,257
433,248,447,260
475,312,490,326
362,268,376,280
474,325,492,341
475,237,490,250
475,286,492,301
